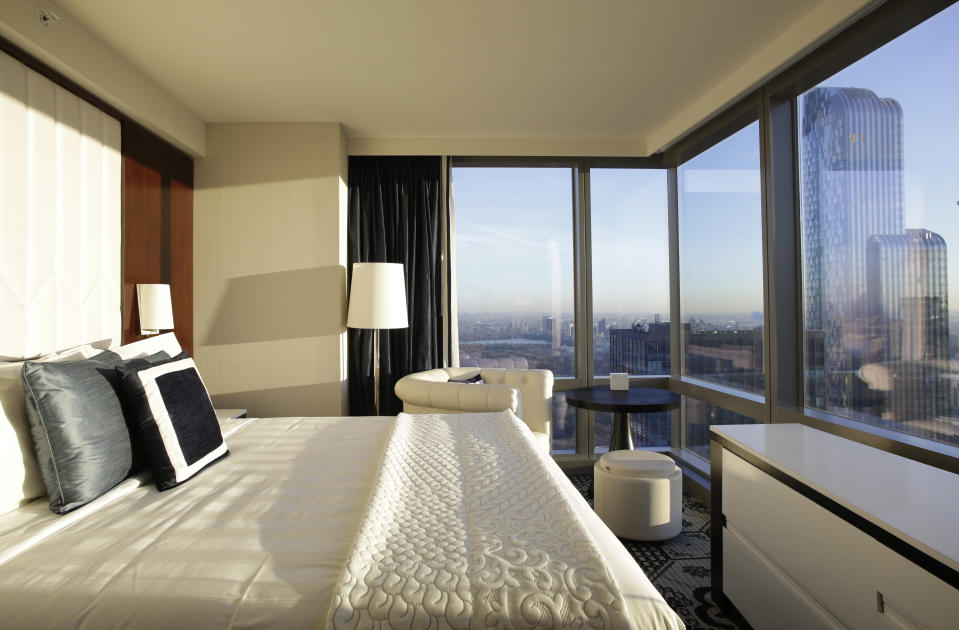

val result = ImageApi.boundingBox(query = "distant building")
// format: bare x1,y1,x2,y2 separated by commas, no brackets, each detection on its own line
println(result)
867,230,948,361
802,87,905,334
805,330,826,408
609,322,671,374
801,86,950,427
685,328,764,392
867,230,950,420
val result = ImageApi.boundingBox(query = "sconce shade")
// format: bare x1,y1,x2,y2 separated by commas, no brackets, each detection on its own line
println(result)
137,284,174,334
347,263,408,330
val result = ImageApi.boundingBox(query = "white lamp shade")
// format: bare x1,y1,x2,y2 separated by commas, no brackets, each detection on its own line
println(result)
137,284,174,332
347,263,408,330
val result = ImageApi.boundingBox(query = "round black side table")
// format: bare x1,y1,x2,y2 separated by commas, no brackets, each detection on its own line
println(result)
565,385,681,451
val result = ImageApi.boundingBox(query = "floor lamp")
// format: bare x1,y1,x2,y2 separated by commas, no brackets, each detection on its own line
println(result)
347,263,409,416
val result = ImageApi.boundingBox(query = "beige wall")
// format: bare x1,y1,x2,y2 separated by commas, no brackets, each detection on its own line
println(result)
194,123,348,417
646,0,877,153
0,0,205,156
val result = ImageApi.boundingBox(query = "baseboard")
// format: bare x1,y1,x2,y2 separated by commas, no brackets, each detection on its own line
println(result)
678,460,711,506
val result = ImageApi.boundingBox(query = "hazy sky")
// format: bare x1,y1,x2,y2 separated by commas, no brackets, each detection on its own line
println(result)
591,169,669,314
678,122,762,314
454,3,959,316
453,167,576,314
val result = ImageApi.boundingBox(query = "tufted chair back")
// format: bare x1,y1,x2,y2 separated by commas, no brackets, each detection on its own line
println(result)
394,367,554,452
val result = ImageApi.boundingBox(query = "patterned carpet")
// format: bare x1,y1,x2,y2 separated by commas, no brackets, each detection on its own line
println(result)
567,474,746,630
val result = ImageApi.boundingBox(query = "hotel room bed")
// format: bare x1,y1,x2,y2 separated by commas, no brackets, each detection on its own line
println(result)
0,411,684,629
0,65,683,628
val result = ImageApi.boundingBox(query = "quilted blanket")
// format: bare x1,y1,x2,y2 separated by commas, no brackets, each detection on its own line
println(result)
329,410,631,629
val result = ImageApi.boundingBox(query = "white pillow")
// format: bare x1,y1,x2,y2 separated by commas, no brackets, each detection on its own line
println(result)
0,344,100,516
113,332,182,360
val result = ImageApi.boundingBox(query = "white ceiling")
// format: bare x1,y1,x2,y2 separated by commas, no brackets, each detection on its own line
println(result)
55,0,870,152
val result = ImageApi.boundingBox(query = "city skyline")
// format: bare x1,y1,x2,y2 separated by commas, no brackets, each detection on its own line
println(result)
454,5,958,316
454,3,959,451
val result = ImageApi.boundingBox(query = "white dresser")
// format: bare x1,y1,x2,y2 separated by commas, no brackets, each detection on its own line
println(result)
710,424,959,630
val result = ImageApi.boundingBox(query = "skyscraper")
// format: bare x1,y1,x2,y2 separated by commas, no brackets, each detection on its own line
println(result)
801,87,949,424
867,230,950,421
609,322,671,374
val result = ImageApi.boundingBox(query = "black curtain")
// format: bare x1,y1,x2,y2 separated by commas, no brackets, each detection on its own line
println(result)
348,156,444,416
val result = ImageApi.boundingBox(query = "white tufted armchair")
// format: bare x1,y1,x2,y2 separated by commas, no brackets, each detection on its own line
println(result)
394,367,554,453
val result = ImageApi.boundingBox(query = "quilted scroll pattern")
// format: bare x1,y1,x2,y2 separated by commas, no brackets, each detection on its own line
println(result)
0,50,121,359
329,411,631,629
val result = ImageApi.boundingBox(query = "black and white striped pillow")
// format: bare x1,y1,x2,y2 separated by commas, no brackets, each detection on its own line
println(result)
116,357,228,491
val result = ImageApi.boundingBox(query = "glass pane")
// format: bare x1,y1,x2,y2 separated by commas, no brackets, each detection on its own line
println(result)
682,398,757,460
551,392,576,454
678,122,765,394
595,410,671,453
453,167,575,378
799,4,959,446
590,169,670,377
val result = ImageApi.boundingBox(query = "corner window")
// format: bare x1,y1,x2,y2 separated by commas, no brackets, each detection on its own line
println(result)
799,4,959,447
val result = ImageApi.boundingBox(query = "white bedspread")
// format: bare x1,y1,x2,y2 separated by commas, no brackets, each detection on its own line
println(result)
331,411,629,629
0,414,683,630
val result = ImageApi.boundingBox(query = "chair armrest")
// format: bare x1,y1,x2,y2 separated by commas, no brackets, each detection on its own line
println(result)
395,375,519,413
479,369,553,436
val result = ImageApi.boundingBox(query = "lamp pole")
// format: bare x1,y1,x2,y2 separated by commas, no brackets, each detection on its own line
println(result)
373,327,381,416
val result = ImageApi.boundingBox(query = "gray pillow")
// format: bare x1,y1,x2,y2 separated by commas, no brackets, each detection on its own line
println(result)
21,350,169,513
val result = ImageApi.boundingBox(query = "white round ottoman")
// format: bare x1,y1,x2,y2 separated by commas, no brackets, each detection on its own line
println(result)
594,450,682,541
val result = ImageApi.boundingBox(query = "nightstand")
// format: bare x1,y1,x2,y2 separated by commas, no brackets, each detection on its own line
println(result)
215,408,248,421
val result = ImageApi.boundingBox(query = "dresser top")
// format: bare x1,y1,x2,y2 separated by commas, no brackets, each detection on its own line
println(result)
711,423,959,575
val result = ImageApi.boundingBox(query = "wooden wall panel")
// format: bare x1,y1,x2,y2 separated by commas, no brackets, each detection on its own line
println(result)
122,123,194,354
170,180,194,354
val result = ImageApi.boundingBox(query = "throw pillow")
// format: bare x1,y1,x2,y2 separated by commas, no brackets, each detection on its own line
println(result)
21,350,167,513
116,357,227,491
450,373,483,384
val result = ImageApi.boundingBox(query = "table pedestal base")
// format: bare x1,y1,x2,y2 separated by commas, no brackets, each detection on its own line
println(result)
610,412,633,451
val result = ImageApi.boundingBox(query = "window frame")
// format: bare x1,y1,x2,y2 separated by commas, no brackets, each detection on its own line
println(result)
450,156,669,465
663,0,959,476
585,161,674,455
448,0,959,477
764,0,959,475
450,157,588,459
664,99,769,469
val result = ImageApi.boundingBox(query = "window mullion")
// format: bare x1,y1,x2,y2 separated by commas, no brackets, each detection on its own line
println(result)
573,163,593,457
667,166,682,450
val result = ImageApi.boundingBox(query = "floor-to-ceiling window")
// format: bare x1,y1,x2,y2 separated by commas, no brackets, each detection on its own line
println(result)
798,2,959,447
451,165,579,452
452,161,670,458
589,168,670,451
677,122,763,460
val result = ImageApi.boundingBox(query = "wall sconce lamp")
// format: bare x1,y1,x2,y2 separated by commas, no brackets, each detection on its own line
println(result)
137,283,174,335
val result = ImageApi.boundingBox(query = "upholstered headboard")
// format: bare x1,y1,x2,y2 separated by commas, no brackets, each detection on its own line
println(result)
0,49,121,359
0,48,123,515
